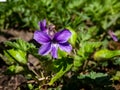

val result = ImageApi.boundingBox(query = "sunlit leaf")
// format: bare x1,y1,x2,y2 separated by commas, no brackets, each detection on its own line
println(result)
4,49,27,65
94,49,120,61
5,39,35,51
66,27,77,46
6,65,24,74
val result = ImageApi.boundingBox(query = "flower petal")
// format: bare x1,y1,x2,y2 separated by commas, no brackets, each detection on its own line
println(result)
108,30,118,41
51,44,58,58
38,43,51,55
39,19,46,31
59,42,72,53
33,31,51,44
54,29,71,43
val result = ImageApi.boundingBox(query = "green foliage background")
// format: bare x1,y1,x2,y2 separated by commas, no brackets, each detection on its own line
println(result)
0,0,120,31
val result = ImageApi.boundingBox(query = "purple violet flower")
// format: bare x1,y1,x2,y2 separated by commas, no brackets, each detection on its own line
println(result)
38,19,56,36
34,27,72,58
38,19,49,34
108,30,118,41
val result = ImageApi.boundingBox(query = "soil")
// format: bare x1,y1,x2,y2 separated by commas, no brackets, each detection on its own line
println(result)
0,29,120,90
0,29,38,90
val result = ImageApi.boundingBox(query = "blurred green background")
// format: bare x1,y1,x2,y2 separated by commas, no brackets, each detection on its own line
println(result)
0,0,120,31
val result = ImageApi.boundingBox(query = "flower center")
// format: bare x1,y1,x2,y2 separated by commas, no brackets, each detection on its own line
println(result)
51,39,57,44
47,24,56,38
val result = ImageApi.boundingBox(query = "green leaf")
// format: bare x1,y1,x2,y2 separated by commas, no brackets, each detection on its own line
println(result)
78,71,107,80
87,26,98,36
66,26,77,46
113,57,120,65
94,49,120,61
3,51,15,65
4,49,27,65
112,71,120,81
5,39,35,51
58,48,67,58
6,65,24,74
49,58,73,85
73,55,84,71
78,42,102,57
